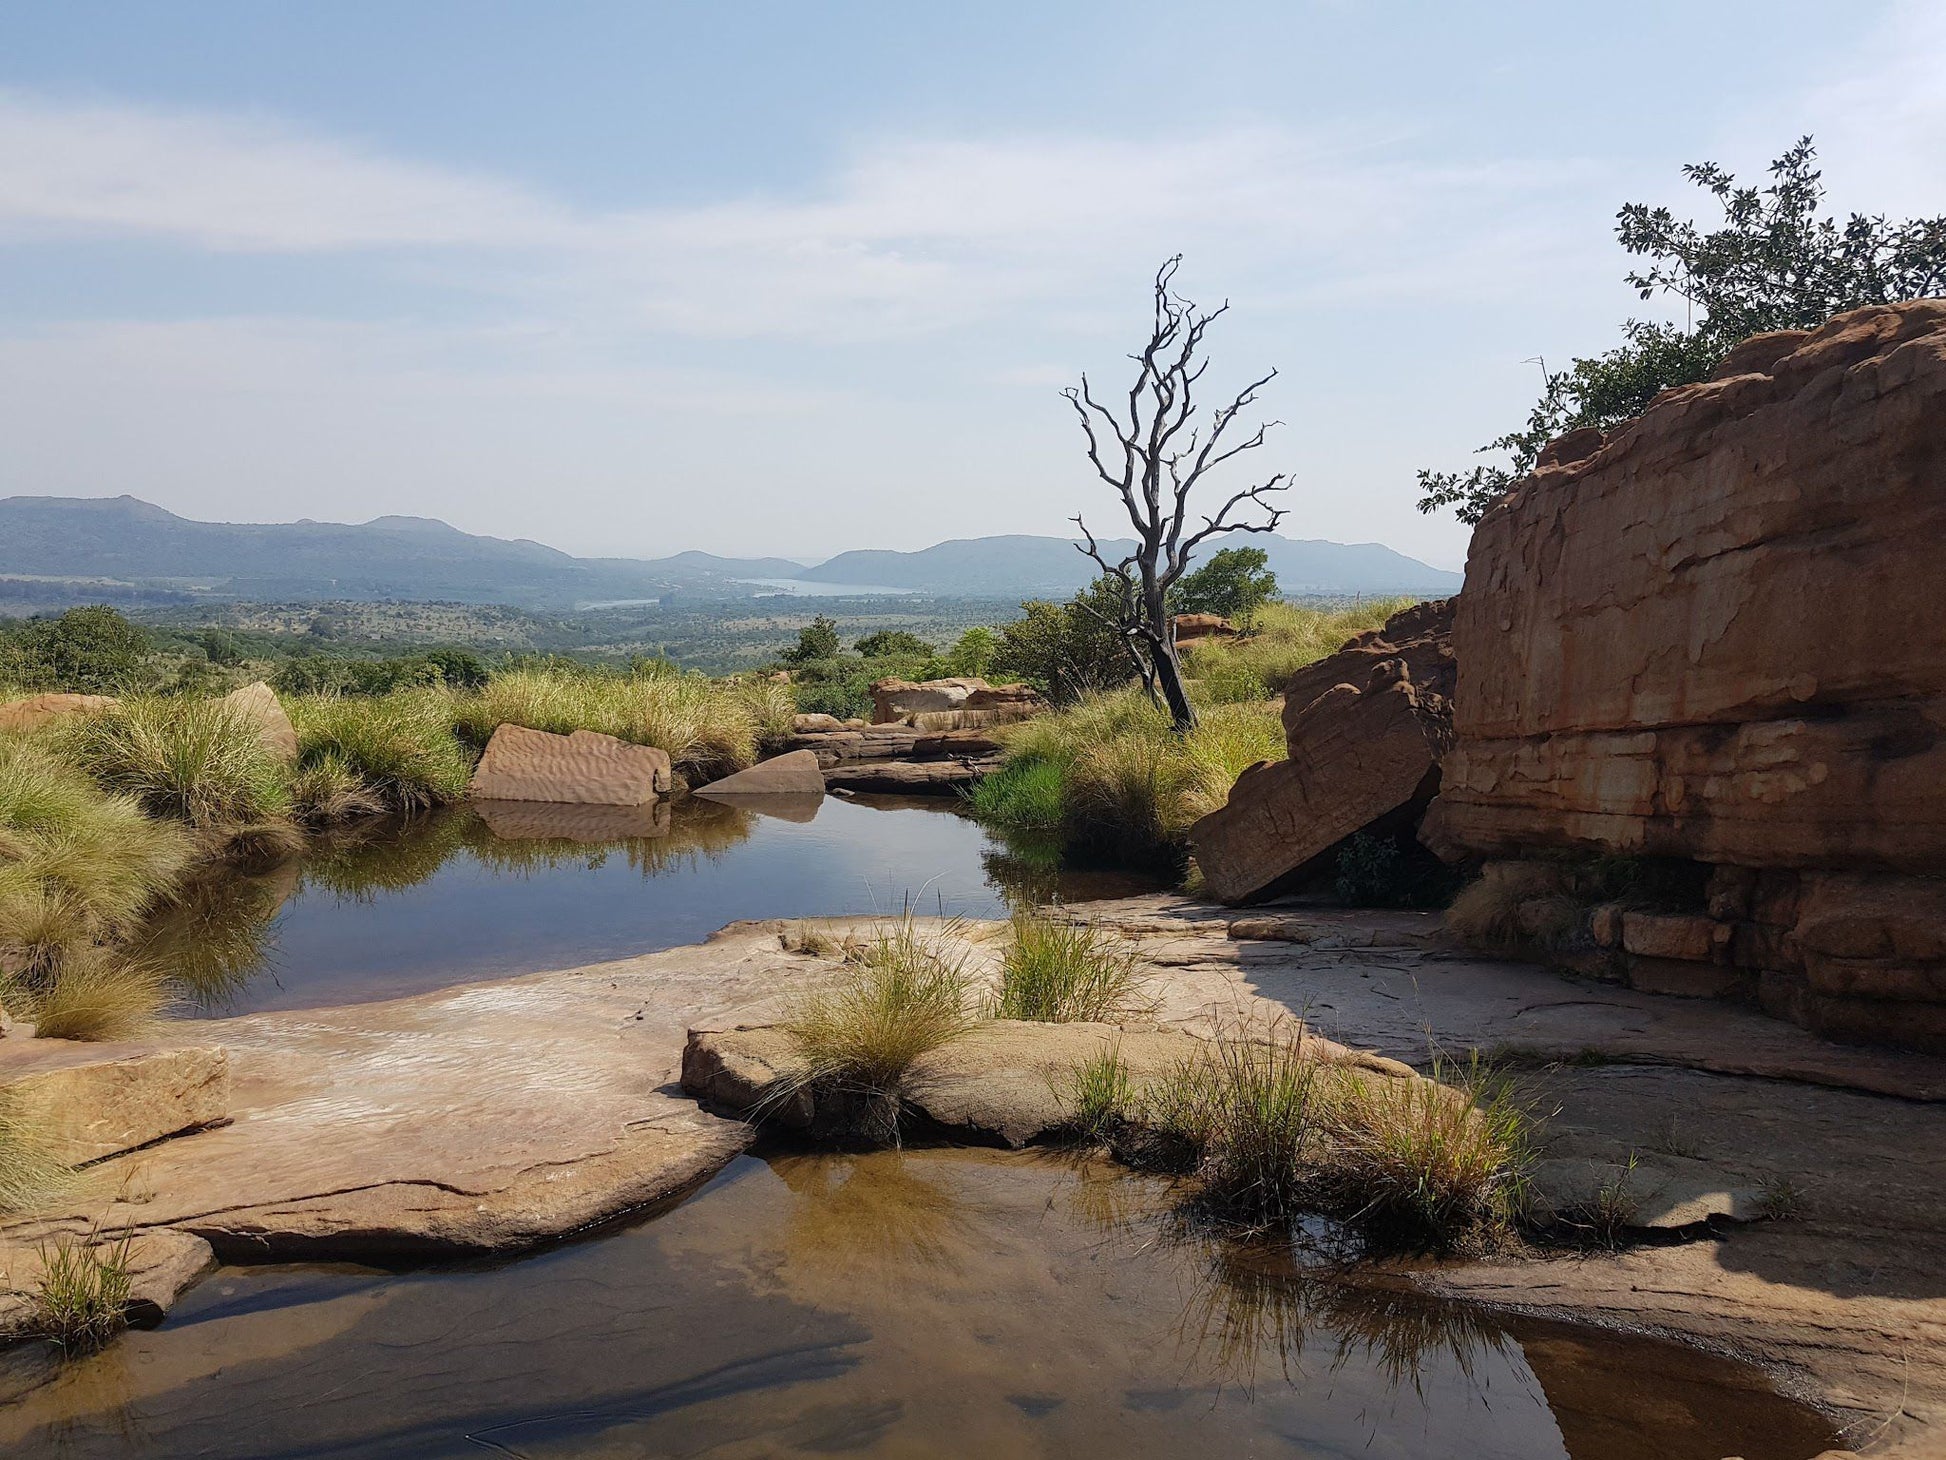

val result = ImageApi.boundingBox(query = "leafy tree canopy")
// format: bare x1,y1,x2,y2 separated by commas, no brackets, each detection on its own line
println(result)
852,629,935,658
1170,546,1280,622
782,614,842,665
1420,138,1946,524
1,605,152,693
991,578,1137,705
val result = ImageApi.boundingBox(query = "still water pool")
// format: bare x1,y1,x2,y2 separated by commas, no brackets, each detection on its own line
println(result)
139,794,1156,1016
0,1148,1834,1458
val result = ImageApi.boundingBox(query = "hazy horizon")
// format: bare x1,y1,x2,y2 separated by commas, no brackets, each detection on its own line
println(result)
2,2,1942,571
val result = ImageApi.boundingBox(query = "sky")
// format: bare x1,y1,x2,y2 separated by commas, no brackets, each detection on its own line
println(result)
0,2,1941,569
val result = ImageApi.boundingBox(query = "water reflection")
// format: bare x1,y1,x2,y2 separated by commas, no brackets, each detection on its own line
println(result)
134,796,1154,1018
0,1149,1835,1460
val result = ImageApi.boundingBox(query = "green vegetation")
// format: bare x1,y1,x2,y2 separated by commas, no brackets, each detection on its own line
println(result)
60,696,292,831
1179,598,1402,704
989,579,1136,705
1171,546,1279,623
782,914,979,1138
30,1227,134,1352
289,691,472,813
1076,1024,1532,1251
0,1091,67,1216
993,912,1144,1022
0,605,153,693
1420,138,1946,523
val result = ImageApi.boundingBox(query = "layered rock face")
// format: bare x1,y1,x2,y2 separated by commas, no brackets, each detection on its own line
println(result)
869,677,1045,728
1191,598,1455,903
1424,301,1946,1051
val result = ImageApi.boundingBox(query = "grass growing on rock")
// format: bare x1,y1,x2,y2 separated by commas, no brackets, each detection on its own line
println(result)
0,1090,68,1215
993,911,1144,1022
31,1226,134,1352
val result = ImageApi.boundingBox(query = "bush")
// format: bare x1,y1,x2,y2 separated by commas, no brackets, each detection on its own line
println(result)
60,696,292,830
0,606,152,694
1171,546,1279,622
287,690,472,814
993,912,1144,1022
990,580,1136,704
1333,831,1463,909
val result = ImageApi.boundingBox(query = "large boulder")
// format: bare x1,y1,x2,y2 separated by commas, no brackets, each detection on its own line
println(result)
693,747,826,797
467,724,671,805
1172,612,1238,644
0,692,117,734
223,681,298,763
1190,599,1455,903
1423,302,1946,872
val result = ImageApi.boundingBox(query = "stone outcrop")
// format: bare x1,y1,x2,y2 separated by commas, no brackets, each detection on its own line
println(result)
1190,598,1456,903
0,693,117,734
1171,612,1238,644
693,748,826,797
869,677,1045,728
0,1043,230,1165
1424,302,1946,1052
467,723,671,805
782,724,1005,794
222,681,298,763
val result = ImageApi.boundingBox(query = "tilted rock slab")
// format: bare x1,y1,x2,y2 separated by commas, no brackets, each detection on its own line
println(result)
1423,302,1946,872
693,747,826,796
1190,598,1455,903
468,723,671,805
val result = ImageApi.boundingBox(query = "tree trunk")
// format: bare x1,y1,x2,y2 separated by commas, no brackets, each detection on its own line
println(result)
1153,626,1197,733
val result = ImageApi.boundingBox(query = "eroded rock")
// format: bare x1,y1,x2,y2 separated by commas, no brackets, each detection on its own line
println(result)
467,723,671,805
222,682,298,764
694,748,826,797
0,1043,229,1166
0,693,117,735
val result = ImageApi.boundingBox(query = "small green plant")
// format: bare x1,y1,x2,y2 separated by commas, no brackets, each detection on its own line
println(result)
966,756,1066,836
31,1225,134,1352
1756,1174,1804,1222
1063,1044,1133,1141
1587,1153,1641,1247
1190,1024,1330,1228
993,912,1144,1023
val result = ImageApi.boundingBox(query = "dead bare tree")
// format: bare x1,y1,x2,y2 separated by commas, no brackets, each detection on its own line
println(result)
1066,256,1288,731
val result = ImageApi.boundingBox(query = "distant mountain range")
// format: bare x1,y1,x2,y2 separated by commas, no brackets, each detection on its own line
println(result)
0,496,1460,611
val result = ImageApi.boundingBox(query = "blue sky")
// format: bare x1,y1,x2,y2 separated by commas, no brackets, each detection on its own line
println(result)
0,2,1940,568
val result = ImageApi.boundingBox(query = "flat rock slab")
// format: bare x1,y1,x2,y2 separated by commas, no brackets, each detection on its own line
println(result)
0,1043,229,1166
694,748,826,797
468,723,671,805
683,1018,1431,1150
1528,1155,1766,1230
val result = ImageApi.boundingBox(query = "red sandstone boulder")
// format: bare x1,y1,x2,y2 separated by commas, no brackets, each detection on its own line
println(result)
870,677,1045,727
1172,613,1238,644
1190,599,1455,904
467,724,671,805
693,748,826,797
0,692,118,734
1423,302,1946,873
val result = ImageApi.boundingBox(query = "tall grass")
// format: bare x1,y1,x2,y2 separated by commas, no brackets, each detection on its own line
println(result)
1183,598,1409,704
993,911,1144,1022
58,696,291,830
0,1089,68,1215
287,690,472,814
977,689,1282,862
9,948,167,1040
452,667,774,782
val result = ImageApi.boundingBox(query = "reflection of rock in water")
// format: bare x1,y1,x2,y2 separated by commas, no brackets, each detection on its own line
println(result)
768,1150,988,1290
1513,1322,1839,1460
692,791,824,825
473,797,671,842
466,797,754,877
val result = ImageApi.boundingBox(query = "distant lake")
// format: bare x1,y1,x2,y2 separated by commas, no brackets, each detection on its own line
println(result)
738,577,915,597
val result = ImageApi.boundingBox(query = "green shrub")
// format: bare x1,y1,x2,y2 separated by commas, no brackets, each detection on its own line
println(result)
1,606,153,693
994,912,1143,1022
1064,1044,1133,1141
966,756,1066,835
287,690,472,814
60,696,292,830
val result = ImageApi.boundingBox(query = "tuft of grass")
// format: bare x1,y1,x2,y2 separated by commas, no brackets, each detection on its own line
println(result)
452,667,769,783
994,911,1144,1022
287,690,472,815
59,696,292,830
1756,1174,1804,1222
1064,1044,1134,1141
966,755,1067,835
1185,1025,1331,1228
31,1226,134,1353
0,1090,69,1215
1444,861,1585,954
783,914,978,1096
1317,1051,1534,1250
8,948,167,1041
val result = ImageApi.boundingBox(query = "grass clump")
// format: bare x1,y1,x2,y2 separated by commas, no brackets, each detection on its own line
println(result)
1064,1044,1134,1142
31,1226,134,1353
781,914,978,1144
993,911,1144,1022
452,667,770,782
58,696,291,831
287,690,471,815
0,1091,68,1215
9,948,167,1041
